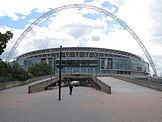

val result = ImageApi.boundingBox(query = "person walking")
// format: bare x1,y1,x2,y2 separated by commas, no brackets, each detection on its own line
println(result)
69,83,73,95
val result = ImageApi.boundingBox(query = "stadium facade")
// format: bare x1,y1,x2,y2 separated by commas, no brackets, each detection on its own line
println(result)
16,47,149,76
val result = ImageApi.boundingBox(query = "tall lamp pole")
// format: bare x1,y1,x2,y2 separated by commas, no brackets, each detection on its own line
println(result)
58,46,62,100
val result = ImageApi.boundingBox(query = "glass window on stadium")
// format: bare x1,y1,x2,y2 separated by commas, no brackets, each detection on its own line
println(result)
112,58,131,70
55,60,98,67
25,58,41,70
100,58,113,70
131,60,149,73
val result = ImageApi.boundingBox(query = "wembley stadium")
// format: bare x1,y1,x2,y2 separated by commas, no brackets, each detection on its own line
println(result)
16,47,149,76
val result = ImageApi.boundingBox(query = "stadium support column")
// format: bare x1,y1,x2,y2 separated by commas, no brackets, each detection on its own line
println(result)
58,46,62,100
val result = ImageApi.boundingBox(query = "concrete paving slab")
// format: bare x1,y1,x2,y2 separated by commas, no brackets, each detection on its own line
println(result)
0,77,162,122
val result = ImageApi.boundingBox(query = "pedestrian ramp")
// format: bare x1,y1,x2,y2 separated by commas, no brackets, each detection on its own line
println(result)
98,77,161,94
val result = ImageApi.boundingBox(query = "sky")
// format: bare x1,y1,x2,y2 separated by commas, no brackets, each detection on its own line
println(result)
0,0,162,76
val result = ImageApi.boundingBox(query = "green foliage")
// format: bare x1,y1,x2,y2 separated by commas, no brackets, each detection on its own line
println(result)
0,59,8,76
27,72,33,78
0,60,29,83
10,61,25,80
0,60,53,83
28,63,52,77
0,31,13,55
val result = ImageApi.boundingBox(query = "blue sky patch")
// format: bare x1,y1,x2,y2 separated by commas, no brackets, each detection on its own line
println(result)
37,15,54,27
83,12,105,20
82,2,119,21
101,1,113,10
106,20,126,33
84,0,95,3
101,1,119,14
0,9,43,29
108,20,118,27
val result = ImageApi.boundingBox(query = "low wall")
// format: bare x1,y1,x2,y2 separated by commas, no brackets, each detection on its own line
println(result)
0,75,51,91
91,77,111,94
28,77,59,93
111,75,162,91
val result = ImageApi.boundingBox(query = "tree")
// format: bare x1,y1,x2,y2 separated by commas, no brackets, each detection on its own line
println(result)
0,31,13,55
0,60,29,83
10,61,27,80
28,63,52,77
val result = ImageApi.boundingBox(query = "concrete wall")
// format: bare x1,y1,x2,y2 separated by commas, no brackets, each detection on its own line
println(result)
28,77,59,93
91,77,111,94
0,75,51,91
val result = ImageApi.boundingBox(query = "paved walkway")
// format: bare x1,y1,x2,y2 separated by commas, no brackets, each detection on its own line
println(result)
0,77,161,122
98,77,161,94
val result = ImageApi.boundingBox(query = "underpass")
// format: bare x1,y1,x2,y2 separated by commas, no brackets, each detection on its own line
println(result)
29,74,111,94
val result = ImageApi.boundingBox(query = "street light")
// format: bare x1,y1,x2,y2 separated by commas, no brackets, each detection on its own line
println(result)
58,46,62,100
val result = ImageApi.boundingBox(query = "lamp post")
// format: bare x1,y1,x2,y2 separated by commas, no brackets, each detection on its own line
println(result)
96,49,99,90
58,46,62,100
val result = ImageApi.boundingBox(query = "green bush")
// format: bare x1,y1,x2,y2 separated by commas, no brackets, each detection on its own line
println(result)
28,63,52,77
0,76,11,83
27,72,33,78
0,60,29,83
